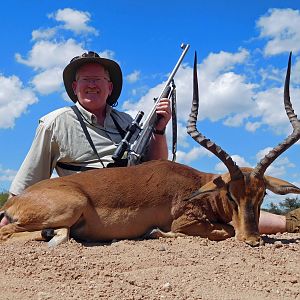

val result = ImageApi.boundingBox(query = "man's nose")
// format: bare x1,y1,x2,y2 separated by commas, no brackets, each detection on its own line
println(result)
87,79,97,86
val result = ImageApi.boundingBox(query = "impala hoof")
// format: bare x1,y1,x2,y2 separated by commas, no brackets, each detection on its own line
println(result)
245,237,264,247
41,228,55,242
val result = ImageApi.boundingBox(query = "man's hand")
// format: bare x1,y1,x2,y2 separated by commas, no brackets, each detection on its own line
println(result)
155,98,171,131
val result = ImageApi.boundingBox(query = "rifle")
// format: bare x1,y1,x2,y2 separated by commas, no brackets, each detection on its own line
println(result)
112,43,190,166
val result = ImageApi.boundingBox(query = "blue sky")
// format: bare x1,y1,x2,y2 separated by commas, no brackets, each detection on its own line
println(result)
1,1,300,207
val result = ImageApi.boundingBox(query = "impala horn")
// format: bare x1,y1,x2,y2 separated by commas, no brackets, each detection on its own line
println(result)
252,52,300,178
187,51,243,180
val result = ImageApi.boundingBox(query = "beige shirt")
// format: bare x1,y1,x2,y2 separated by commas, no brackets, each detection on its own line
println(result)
9,102,133,195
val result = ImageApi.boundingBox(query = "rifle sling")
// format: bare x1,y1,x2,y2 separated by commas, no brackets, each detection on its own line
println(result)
171,80,177,162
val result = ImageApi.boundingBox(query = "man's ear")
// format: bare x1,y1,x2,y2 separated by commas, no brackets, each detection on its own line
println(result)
72,81,77,95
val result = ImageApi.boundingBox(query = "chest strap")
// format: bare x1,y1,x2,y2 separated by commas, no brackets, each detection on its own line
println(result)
71,105,106,168
57,106,129,172
56,162,97,172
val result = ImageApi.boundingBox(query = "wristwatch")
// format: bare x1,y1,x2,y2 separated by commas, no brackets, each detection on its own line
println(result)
153,128,166,135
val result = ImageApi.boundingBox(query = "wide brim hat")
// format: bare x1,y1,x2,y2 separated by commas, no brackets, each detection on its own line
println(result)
63,51,122,106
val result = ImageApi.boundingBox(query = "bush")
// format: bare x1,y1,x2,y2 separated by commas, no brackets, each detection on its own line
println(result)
0,192,9,208
263,197,300,215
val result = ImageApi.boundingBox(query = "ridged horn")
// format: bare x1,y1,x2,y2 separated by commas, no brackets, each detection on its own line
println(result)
252,52,300,178
187,51,243,180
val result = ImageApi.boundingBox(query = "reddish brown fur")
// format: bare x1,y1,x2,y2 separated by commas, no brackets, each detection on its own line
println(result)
0,160,299,246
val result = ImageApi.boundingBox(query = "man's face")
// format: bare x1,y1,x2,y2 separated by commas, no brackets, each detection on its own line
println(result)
72,63,113,113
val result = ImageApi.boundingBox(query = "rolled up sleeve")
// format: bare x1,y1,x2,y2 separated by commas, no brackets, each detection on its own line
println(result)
9,121,58,195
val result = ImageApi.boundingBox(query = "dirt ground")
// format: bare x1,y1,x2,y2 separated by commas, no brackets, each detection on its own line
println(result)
0,233,299,300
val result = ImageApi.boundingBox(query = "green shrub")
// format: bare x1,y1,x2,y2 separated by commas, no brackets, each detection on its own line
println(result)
0,192,9,208
263,197,300,215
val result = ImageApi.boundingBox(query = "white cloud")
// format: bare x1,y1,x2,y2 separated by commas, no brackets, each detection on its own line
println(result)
31,28,57,41
15,39,84,70
215,154,252,173
97,49,117,60
49,8,99,35
198,71,256,122
253,87,300,135
257,8,300,55
15,37,117,96
255,147,295,177
123,47,300,139
264,163,289,178
200,49,249,80
293,57,300,83
126,70,140,83
123,49,256,128
0,165,17,183
245,121,262,132
291,180,300,188
223,112,249,127
15,39,85,96
211,145,296,180
176,147,212,164
175,121,192,148
61,91,73,103
31,67,63,95
122,81,166,117
256,147,273,161
0,75,38,128
213,147,296,177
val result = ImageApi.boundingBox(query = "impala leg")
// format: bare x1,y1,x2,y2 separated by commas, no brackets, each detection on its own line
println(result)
1,228,51,244
171,215,235,241
9,230,46,242
145,228,187,239
1,224,46,243
0,225,69,245
47,228,70,247
0,223,23,242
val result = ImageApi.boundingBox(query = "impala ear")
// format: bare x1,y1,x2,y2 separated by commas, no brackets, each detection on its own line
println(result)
194,178,227,196
265,175,300,195
184,179,222,201
213,176,226,188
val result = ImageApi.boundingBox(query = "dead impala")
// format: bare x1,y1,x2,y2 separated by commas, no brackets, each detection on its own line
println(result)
1,53,300,247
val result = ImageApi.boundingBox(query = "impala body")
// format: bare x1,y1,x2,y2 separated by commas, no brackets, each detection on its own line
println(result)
1,160,299,247
1,52,299,247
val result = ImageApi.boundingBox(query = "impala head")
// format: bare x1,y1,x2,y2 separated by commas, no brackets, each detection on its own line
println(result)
187,52,300,246
223,169,265,246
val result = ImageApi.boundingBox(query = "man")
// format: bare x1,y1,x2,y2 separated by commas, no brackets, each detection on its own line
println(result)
9,51,171,196
8,51,300,235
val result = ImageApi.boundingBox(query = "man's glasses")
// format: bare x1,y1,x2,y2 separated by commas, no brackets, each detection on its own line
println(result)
77,77,111,84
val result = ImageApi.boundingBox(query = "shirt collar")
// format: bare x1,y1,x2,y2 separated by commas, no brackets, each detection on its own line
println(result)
75,102,112,126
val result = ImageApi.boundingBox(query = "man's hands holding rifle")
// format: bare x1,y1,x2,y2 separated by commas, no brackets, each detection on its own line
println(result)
113,43,190,166
154,98,172,134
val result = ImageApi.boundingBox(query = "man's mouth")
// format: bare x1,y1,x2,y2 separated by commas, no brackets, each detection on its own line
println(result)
86,90,99,94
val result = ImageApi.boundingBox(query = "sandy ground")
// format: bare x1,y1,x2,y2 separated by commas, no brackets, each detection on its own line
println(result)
0,233,299,300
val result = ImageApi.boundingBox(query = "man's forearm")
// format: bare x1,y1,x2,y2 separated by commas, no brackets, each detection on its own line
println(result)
147,133,169,160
